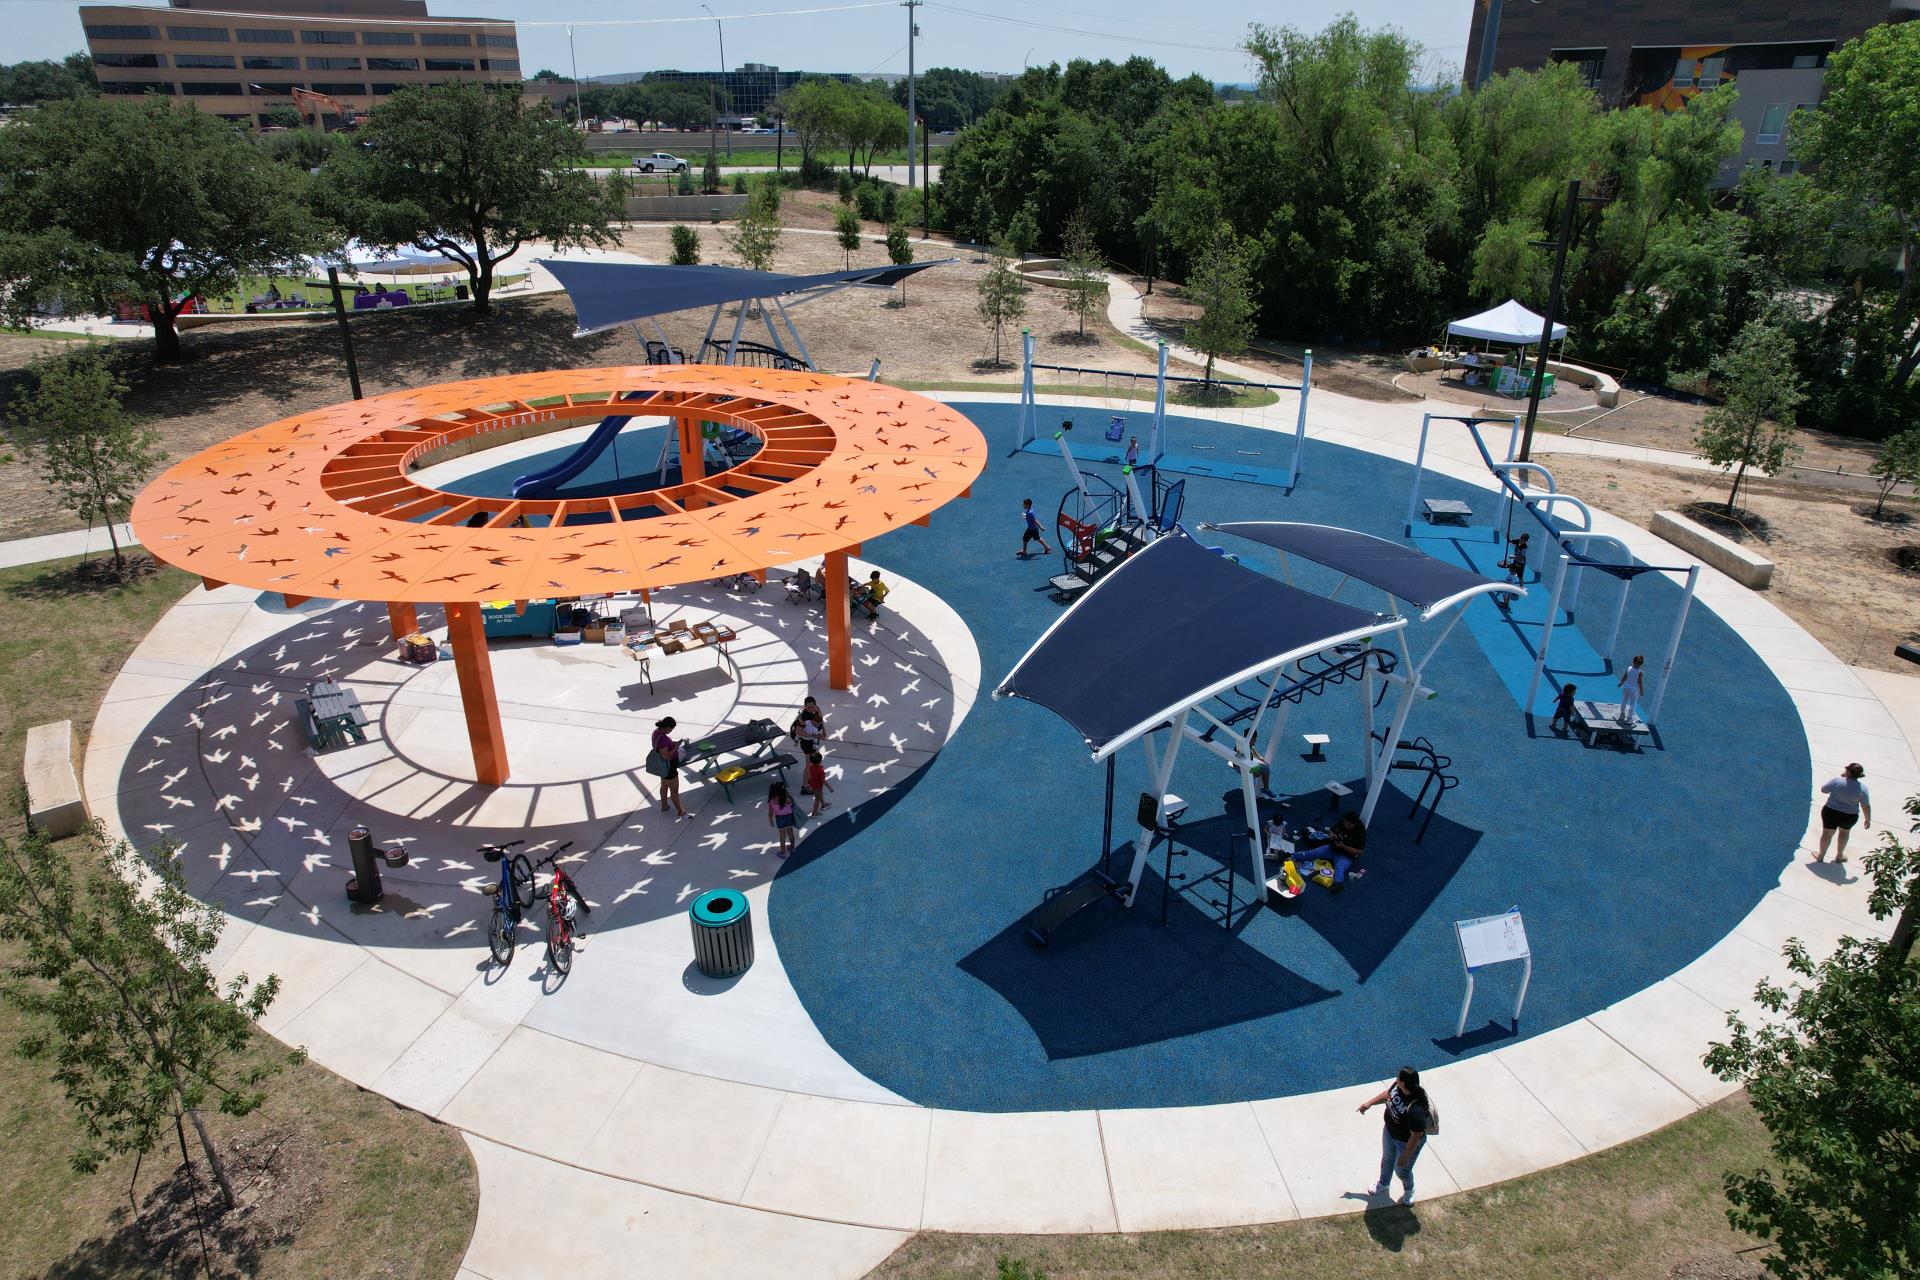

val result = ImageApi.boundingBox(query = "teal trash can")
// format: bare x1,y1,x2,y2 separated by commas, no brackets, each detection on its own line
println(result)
689,888,754,978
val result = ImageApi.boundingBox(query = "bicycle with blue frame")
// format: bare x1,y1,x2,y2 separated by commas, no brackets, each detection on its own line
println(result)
482,839,536,967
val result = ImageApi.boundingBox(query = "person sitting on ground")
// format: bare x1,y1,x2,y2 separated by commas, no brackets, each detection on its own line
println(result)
1294,810,1367,891
858,570,889,621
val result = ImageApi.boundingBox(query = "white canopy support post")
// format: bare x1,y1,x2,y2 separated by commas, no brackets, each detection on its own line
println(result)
1018,328,1036,448
1150,341,1168,463
1644,564,1697,721
1123,709,1189,904
648,317,682,363
723,301,749,364
773,297,816,370
1523,551,1572,716
1363,673,1423,826
1121,465,1148,529
1402,412,1435,536
1234,750,1266,890
1290,349,1312,485
757,301,789,358
700,303,724,355
1055,431,1092,518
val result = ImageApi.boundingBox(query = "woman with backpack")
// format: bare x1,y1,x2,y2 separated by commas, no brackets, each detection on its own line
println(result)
649,717,689,820
1358,1066,1434,1205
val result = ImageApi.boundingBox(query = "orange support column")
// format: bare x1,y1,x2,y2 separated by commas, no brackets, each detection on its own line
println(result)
677,416,706,491
823,549,853,691
386,601,418,641
444,601,509,786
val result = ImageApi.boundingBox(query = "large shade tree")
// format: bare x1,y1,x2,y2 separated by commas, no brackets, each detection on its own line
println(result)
0,95,332,359
319,82,627,315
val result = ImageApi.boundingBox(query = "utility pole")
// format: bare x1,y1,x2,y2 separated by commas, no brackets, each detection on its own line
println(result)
903,0,921,190
701,4,729,159
921,114,930,238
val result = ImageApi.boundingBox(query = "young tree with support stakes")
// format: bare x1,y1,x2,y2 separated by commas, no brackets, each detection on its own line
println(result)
1868,427,1920,519
835,204,862,268
0,96,333,360
318,82,628,317
0,824,294,1247
669,224,701,266
12,348,161,576
1185,227,1256,391
1705,795,1920,1280
1060,208,1108,340
976,236,1029,366
886,222,914,305
1693,319,1805,514
702,149,721,195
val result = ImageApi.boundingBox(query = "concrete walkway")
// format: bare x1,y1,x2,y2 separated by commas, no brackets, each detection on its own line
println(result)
74,382,1914,1280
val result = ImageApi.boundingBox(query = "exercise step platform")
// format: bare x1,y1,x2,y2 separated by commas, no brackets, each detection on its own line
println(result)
1026,869,1127,947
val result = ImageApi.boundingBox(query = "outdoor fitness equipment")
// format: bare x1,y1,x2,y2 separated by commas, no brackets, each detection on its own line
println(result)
1013,330,1313,490
1402,413,1700,726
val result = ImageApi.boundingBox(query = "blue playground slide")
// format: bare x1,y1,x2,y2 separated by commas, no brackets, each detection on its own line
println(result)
510,391,647,499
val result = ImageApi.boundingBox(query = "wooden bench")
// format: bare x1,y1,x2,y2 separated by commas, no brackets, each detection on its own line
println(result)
24,721,88,837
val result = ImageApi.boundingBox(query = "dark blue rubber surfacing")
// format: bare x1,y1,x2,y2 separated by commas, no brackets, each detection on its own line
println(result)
502,404,1811,1113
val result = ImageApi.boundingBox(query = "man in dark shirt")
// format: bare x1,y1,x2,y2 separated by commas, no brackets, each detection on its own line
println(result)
1297,810,1367,890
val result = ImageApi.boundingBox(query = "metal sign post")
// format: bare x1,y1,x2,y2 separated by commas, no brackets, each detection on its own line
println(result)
1454,907,1531,1036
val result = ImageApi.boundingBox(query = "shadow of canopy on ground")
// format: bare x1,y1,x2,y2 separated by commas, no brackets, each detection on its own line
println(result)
959,851,1338,1059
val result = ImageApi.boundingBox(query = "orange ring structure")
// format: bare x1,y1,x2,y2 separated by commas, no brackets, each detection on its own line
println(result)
132,366,985,784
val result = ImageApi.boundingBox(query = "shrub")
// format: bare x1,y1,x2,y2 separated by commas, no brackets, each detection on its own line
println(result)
676,170,694,196
669,223,700,266
837,171,856,204
731,172,748,195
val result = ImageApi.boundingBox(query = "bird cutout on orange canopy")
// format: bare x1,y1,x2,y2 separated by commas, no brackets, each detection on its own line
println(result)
131,367,985,604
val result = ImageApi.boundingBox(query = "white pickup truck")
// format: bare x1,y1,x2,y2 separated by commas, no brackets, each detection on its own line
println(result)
631,152,690,173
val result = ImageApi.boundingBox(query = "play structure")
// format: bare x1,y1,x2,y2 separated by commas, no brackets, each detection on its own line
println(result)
1012,332,1312,490
130,366,985,785
1041,430,1188,601
1402,412,1699,732
996,526,1510,939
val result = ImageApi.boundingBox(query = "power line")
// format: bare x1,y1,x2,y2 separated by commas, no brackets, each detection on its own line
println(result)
962,0,1240,40
924,3,1244,55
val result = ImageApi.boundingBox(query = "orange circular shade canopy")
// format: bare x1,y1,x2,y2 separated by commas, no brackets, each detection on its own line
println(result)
131,367,986,603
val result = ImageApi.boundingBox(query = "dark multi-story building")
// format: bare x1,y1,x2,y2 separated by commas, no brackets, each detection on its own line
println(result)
80,0,520,130
1463,1,1918,179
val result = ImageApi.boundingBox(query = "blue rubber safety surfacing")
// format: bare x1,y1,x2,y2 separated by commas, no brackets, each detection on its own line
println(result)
454,405,1809,1112
764,404,1807,1113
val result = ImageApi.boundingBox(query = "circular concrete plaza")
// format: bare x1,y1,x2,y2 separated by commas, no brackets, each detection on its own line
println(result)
88,393,1907,1240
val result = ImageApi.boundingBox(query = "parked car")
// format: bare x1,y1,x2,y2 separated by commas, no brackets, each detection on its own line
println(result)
631,152,689,173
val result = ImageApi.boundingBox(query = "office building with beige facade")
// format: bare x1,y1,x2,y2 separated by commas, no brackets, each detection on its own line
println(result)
80,0,520,130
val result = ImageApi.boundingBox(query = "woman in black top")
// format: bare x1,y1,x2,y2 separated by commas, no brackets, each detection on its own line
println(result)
1359,1066,1431,1205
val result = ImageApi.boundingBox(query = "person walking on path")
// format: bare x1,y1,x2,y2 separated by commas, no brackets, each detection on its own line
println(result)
804,749,833,816
1017,498,1052,559
1814,763,1871,864
651,716,690,820
767,780,798,857
1359,1067,1432,1205
1550,683,1578,734
1617,654,1646,723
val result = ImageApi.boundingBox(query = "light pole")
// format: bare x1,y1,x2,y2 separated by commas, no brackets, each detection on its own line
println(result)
903,0,920,191
1519,179,1608,461
567,24,583,131
701,3,729,159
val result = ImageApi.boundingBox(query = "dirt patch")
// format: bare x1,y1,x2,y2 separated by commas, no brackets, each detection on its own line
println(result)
1669,1253,1768,1280
1681,501,1774,544
1887,545,1920,575
1542,454,1920,671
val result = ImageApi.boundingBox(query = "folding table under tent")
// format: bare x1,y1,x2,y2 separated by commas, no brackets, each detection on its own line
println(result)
540,258,955,372
995,531,1407,917
1202,522,1519,825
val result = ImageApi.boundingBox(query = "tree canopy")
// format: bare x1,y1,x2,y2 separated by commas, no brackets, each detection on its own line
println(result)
317,82,627,315
0,53,95,105
892,67,1006,130
0,95,333,358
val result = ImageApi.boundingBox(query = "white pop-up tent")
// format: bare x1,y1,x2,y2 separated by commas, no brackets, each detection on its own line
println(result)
1446,299,1567,345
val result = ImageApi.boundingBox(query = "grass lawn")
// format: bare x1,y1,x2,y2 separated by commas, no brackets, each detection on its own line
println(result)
193,272,529,317
0,554,478,1279
872,1094,1775,1280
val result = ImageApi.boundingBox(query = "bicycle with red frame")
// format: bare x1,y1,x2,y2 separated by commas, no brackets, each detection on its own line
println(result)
528,842,591,973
